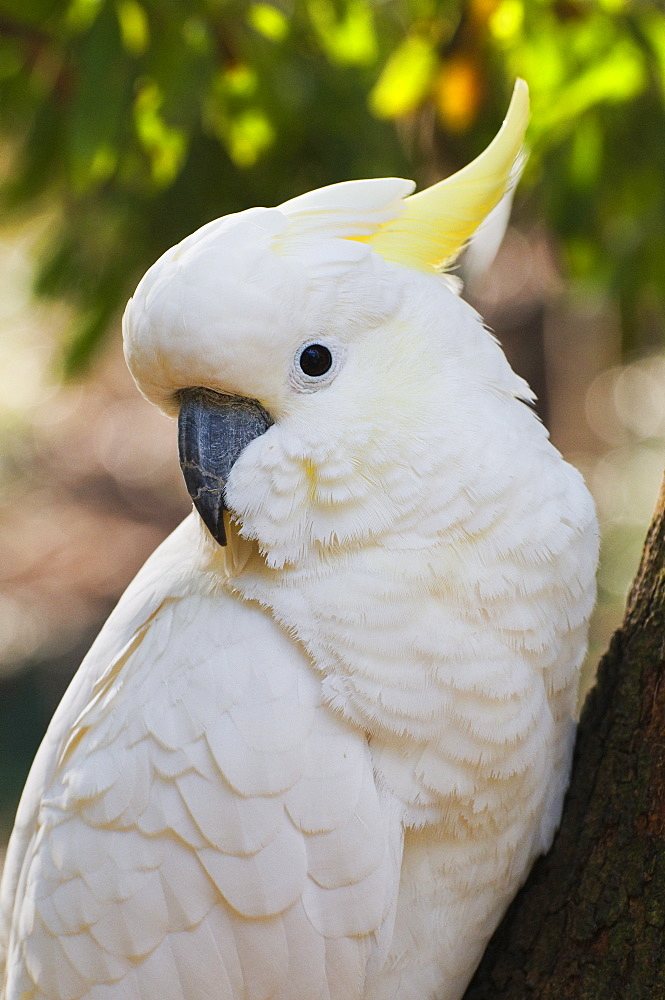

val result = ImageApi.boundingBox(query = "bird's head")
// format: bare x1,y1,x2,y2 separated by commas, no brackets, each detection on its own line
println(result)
123,81,531,568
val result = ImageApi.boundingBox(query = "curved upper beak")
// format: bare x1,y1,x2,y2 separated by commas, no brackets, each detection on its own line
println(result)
177,388,274,546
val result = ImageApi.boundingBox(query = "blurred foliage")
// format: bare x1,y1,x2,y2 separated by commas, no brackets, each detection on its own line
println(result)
0,0,664,372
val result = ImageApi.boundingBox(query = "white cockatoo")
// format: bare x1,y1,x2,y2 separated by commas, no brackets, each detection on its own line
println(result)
0,80,598,1000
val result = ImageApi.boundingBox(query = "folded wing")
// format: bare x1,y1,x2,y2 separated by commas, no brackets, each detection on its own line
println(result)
1,517,402,1000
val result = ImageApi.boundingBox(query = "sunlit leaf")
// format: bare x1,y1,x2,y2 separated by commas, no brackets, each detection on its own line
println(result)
116,0,149,56
489,0,523,44
219,64,258,98
369,34,436,118
308,0,378,67
66,0,103,33
528,35,647,140
597,0,626,11
226,109,275,168
248,3,289,42
133,80,187,185
514,30,565,96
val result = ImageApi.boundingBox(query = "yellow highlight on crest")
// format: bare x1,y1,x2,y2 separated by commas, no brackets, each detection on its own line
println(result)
364,79,529,272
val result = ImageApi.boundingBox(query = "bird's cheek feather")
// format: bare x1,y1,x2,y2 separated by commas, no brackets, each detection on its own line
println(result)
178,388,274,546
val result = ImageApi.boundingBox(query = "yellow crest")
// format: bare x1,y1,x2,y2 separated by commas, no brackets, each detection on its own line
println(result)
363,79,529,272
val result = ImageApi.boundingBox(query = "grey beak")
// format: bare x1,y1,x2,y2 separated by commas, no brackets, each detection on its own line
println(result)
178,388,274,546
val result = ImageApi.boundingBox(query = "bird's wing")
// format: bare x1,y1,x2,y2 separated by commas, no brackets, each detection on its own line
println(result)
1,515,402,1000
0,517,199,972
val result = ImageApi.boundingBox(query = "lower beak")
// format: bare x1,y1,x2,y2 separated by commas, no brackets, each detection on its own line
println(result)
177,388,274,546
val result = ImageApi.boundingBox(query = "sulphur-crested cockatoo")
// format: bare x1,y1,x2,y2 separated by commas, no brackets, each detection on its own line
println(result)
1,80,597,1000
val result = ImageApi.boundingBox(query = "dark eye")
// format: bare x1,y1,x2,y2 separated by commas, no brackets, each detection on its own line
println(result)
299,344,333,377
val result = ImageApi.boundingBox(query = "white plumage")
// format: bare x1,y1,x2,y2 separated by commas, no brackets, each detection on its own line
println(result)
0,81,598,1000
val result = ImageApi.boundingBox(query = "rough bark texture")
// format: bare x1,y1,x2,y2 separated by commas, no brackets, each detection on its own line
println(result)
463,475,665,1000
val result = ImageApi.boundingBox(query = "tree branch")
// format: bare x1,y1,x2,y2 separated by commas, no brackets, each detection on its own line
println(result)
463,474,665,998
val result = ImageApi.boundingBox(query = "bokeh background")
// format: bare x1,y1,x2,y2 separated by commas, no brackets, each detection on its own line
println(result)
1,0,665,851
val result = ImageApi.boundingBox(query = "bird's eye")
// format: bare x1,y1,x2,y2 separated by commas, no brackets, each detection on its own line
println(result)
290,339,343,393
299,344,333,377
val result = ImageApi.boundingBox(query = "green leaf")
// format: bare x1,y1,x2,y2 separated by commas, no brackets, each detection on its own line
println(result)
248,3,289,42
3,99,65,209
67,3,134,192
115,0,150,56
369,34,436,118
525,28,647,143
637,9,665,101
228,108,274,167
568,114,603,190
65,0,104,33
0,39,23,82
60,295,120,377
133,79,187,186
308,0,378,67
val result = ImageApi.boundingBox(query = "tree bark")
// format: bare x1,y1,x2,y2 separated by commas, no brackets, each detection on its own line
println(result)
463,475,665,999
